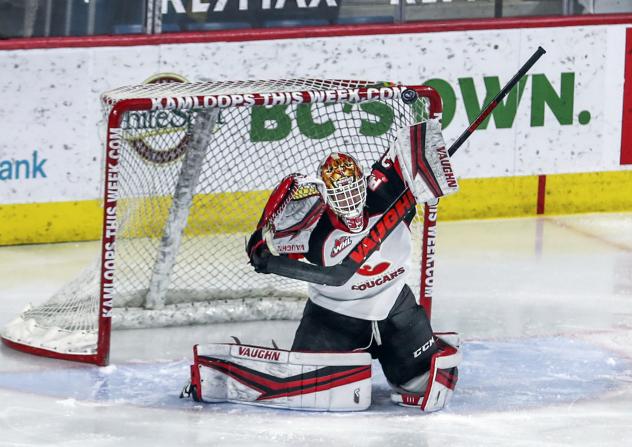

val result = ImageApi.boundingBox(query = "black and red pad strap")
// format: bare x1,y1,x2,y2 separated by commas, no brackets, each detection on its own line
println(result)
198,355,371,401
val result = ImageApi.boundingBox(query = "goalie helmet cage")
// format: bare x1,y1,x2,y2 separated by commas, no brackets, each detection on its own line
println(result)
1,80,442,366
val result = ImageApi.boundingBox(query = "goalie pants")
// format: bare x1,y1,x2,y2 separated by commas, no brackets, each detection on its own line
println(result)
291,285,438,388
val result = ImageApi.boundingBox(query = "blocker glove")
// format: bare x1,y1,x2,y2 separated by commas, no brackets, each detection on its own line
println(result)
246,228,272,274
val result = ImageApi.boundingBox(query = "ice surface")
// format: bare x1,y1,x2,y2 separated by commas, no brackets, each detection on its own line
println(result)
1,213,632,446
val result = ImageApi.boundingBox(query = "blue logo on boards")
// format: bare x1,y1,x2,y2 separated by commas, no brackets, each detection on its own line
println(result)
0,150,47,181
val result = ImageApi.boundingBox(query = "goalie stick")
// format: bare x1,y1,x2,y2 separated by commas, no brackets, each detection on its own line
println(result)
448,46,546,156
261,47,547,286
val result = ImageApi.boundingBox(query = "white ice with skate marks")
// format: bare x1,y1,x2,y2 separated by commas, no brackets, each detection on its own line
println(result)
1,212,632,446
0,335,629,414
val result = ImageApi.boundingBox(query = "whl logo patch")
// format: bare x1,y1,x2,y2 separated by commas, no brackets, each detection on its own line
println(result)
331,235,352,257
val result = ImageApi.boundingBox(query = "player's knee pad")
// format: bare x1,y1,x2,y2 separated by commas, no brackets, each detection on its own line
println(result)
182,342,372,411
390,332,461,412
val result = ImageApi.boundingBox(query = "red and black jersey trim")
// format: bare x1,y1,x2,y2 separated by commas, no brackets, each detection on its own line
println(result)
197,356,371,401
435,367,458,391
409,122,443,198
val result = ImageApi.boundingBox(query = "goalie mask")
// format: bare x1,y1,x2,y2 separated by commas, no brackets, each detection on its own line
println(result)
319,153,367,233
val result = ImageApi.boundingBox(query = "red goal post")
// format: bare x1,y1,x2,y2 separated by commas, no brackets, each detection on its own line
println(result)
2,80,442,366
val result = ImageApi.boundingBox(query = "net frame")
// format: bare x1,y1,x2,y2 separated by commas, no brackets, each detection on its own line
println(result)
1,80,442,366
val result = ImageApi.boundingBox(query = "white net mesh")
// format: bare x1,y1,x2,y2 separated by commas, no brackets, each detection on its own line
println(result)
102,79,377,104
2,79,430,358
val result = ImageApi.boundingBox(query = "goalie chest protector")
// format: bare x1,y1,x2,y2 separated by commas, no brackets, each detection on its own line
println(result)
305,157,415,320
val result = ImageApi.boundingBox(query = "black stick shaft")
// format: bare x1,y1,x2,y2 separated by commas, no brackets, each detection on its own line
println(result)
448,46,546,157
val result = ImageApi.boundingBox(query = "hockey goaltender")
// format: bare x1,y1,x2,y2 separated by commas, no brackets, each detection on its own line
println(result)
181,117,461,412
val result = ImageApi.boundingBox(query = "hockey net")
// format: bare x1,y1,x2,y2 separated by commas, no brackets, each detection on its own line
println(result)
1,79,442,365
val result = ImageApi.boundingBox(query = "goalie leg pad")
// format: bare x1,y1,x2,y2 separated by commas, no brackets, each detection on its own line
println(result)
391,333,462,412
187,343,372,411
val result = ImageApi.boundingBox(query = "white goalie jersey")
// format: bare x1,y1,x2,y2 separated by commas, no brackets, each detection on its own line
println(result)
264,118,458,320
265,156,414,320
